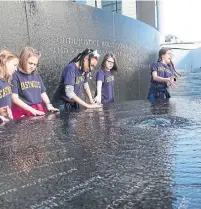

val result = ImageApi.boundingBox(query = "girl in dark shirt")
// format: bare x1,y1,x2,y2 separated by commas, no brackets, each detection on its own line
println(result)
147,47,179,101
0,50,19,122
11,47,58,119
94,53,118,104
53,48,102,110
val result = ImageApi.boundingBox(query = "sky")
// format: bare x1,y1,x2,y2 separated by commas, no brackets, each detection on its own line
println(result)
162,0,201,42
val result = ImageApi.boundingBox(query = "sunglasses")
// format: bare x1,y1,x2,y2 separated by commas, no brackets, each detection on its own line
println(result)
106,60,114,64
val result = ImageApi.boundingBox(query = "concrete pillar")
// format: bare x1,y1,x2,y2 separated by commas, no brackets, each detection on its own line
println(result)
96,0,102,8
122,0,137,19
85,0,102,8
136,0,156,28
156,0,165,33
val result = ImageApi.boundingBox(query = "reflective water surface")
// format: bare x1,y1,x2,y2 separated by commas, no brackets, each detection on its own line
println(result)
0,97,201,209
0,69,201,209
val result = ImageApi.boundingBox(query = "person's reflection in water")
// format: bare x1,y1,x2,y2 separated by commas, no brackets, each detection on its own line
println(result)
56,106,120,176
84,106,120,139
150,99,175,115
1,114,59,173
58,105,120,142
53,109,102,186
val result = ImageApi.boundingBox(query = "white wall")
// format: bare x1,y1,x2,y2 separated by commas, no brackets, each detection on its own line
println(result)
172,47,201,70
191,47,201,69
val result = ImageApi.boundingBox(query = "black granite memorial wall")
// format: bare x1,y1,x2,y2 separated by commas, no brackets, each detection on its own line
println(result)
0,1,160,100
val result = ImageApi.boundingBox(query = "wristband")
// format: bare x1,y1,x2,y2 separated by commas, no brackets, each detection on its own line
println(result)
46,103,53,110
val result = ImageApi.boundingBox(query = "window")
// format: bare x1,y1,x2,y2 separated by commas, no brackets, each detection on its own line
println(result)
75,0,86,5
101,1,122,13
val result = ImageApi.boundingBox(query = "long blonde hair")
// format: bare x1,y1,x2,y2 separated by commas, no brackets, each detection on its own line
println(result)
0,50,18,84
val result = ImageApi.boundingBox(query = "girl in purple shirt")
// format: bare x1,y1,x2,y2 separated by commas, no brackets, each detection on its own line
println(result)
94,53,118,104
11,47,58,119
53,48,102,109
147,47,179,101
0,50,19,122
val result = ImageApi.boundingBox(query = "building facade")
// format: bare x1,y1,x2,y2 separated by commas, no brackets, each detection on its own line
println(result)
76,0,158,29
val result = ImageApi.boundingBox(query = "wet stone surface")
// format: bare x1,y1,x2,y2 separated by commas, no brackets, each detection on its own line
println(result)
0,96,201,209
0,1,160,101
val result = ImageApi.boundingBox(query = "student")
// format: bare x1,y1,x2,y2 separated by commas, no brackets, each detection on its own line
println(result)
11,47,58,119
0,50,19,122
147,47,178,101
53,48,102,110
94,53,118,104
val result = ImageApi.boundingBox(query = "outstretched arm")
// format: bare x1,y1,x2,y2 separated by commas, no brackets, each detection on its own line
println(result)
152,71,176,88
41,92,59,112
94,80,102,103
65,85,101,108
12,94,45,116
152,71,171,83
84,82,94,104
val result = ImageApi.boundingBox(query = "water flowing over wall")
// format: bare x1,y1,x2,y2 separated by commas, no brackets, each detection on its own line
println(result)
0,1,160,101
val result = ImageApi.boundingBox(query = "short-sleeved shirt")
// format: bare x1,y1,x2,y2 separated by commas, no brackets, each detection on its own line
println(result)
53,62,88,102
0,80,12,108
11,69,46,105
96,69,115,104
151,62,174,88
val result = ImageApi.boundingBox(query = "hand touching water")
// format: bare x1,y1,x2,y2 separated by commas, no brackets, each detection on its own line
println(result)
0,106,13,122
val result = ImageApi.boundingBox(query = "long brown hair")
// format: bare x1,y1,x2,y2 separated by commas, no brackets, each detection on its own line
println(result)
101,53,118,72
158,47,172,62
158,47,181,79
0,50,18,84
19,47,41,73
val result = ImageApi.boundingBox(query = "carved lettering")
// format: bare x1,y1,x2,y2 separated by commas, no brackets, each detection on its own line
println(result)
52,36,141,62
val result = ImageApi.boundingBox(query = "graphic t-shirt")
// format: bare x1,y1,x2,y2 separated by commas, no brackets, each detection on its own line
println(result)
54,62,88,102
0,79,12,108
96,69,115,104
151,62,174,88
11,69,46,105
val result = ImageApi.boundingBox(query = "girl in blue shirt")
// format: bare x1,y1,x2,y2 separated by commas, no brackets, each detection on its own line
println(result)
94,53,118,104
53,48,102,110
147,47,179,101
0,50,19,122
11,47,58,119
